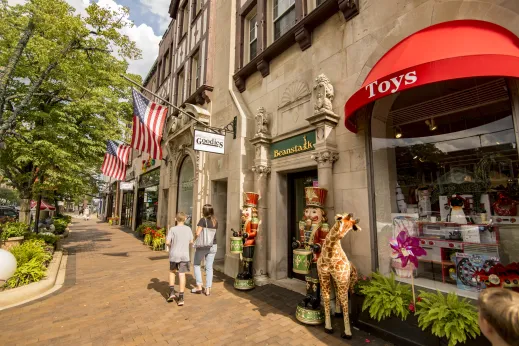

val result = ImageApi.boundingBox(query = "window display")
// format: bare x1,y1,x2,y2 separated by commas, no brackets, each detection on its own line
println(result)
372,77,519,293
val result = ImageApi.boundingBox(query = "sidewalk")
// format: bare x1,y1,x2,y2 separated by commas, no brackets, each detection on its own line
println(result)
0,218,390,346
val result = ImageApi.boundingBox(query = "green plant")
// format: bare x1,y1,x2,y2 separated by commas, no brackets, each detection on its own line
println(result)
9,239,52,266
415,291,480,346
152,235,165,251
26,232,59,246
361,272,413,321
4,239,52,288
53,219,68,235
5,258,47,288
353,274,371,295
0,222,28,240
143,233,152,246
54,214,72,224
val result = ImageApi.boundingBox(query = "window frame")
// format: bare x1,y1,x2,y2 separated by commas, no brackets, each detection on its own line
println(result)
176,67,185,106
273,0,296,41
190,50,200,95
247,10,258,62
178,1,189,41
192,0,202,22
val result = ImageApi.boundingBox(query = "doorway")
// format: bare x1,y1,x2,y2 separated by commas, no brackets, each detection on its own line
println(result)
287,169,318,280
212,180,228,261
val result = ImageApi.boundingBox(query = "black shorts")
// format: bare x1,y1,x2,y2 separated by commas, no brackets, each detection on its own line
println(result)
170,261,190,273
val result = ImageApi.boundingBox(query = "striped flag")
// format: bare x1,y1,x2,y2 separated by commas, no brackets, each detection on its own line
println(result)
101,140,130,181
130,88,168,159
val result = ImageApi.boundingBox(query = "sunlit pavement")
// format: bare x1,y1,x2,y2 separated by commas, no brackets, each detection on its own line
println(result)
0,218,390,346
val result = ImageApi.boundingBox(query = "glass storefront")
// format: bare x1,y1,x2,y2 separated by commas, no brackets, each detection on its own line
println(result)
371,77,519,293
121,190,134,227
136,169,160,227
177,156,194,227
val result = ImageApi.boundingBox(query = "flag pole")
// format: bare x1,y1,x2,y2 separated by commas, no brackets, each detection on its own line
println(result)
120,74,218,132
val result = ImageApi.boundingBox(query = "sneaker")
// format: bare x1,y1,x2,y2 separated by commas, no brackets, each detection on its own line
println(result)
167,288,175,302
177,296,184,306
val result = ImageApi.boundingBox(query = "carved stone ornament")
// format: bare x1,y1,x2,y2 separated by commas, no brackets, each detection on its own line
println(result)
279,81,311,109
255,107,270,137
314,74,335,115
311,150,339,167
251,165,271,175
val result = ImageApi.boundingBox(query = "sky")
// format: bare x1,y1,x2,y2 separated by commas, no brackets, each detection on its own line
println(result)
7,0,169,78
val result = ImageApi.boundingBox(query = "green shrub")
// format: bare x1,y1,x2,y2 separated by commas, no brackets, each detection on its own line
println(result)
0,222,28,240
143,233,152,246
54,214,72,223
53,219,68,235
361,272,413,321
415,291,480,346
5,239,52,288
26,232,59,246
5,258,47,288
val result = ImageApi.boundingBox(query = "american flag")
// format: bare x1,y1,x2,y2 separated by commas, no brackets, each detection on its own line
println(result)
101,140,130,181
131,88,168,159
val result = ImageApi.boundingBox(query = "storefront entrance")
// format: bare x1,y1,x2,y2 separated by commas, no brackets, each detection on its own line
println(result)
121,191,134,228
136,168,160,228
287,169,318,280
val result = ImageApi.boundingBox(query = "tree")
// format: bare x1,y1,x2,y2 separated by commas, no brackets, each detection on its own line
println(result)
0,186,19,206
0,0,142,223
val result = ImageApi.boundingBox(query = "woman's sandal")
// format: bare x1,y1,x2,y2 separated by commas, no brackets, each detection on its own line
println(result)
191,288,202,294
205,287,211,296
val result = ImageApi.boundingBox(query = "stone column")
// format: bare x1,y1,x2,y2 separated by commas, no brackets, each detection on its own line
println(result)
307,74,340,218
250,107,271,286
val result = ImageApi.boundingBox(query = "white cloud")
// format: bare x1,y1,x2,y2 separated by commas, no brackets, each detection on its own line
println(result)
139,0,171,31
7,0,160,78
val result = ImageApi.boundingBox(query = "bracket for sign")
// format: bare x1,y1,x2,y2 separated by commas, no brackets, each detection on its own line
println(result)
193,116,237,139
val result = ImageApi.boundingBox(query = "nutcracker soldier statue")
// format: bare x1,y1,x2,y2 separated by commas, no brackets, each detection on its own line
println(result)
292,187,329,324
233,192,260,290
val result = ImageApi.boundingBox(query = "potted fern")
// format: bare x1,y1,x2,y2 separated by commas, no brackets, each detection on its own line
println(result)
351,272,437,346
415,291,488,346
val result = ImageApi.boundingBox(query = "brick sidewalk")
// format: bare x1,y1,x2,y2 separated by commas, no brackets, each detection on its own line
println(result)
0,219,391,346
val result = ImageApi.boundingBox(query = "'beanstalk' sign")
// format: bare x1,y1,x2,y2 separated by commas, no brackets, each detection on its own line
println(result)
270,131,316,159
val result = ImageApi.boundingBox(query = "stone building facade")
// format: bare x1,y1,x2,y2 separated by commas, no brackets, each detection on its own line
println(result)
114,0,519,300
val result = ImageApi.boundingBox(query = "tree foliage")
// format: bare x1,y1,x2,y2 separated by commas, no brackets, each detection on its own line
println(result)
0,0,142,221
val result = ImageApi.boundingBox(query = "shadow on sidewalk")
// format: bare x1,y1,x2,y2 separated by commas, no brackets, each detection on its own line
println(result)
147,275,198,300
219,271,391,345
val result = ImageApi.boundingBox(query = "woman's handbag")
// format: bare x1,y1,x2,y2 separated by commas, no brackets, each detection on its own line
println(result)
193,218,216,248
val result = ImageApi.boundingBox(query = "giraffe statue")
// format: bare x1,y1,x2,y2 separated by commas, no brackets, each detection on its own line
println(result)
317,213,360,339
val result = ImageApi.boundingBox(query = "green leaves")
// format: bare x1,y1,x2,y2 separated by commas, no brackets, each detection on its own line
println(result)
415,290,480,346
0,0,140,210
360,272,413,321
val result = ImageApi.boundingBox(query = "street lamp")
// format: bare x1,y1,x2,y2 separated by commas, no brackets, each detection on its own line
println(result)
0,249,17,283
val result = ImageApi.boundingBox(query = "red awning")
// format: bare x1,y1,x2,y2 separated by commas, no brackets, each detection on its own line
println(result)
344,20,519,133
30,200,56,211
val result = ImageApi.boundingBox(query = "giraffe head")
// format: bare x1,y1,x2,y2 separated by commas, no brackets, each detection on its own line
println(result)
334,213,361,238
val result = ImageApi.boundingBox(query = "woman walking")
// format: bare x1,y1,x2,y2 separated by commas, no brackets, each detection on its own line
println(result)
191,204,218,296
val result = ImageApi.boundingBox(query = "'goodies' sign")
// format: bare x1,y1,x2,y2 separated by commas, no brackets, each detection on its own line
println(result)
194,129,225,154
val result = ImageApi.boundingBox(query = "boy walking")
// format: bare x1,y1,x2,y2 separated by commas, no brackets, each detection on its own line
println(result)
166,212,193,306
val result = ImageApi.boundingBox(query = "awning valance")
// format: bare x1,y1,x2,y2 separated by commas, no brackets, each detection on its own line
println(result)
344,20,519,133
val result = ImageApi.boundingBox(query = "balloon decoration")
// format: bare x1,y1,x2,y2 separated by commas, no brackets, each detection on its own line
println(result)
0,249,17,282
390,231,427,304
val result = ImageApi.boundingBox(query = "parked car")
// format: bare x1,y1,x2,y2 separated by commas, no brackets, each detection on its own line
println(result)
0,206,19,218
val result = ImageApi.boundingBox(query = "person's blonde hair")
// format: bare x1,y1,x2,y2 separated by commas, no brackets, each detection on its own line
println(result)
176,212,186,223
478,288,519,346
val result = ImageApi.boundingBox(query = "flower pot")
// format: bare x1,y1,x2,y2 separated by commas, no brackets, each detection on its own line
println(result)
392,258,414,278
351,294,438,346
0,236,24,251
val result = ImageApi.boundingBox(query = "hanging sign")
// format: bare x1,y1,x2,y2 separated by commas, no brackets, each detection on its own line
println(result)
194,129,225,154
120,182,134,191
270,131,316,159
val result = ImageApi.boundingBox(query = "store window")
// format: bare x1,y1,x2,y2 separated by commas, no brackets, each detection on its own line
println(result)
249,13,258,61
371,77,519,294
273,0,295,41
177,156,194,227
137,169,160,227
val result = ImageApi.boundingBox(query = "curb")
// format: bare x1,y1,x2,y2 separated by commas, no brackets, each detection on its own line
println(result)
0,251,65,310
